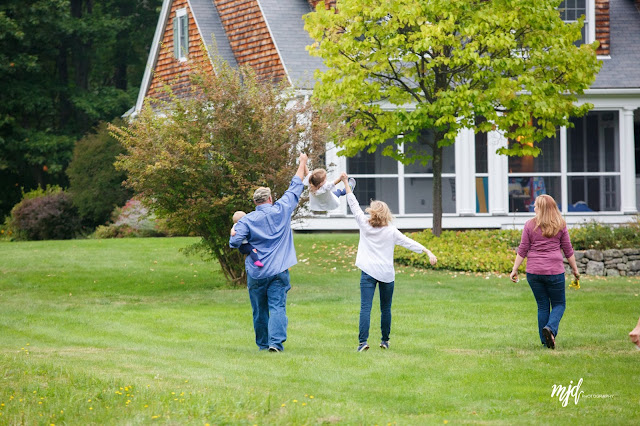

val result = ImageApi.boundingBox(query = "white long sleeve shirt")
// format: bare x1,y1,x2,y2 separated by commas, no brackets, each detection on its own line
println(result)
303,173,341,211
347,193,427,283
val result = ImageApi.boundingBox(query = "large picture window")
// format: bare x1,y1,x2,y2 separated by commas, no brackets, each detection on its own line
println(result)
567,111,620,211
346,132,456,215
508,132,561,212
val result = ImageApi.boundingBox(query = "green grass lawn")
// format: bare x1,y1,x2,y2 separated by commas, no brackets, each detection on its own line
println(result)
1,235,639,425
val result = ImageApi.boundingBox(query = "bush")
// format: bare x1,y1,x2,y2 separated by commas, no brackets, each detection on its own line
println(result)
396,218,640,274
110,58,334,284
569,218,640,250
9,186,82,240
67,120,132,228
91,199,167,238
395,229,522,273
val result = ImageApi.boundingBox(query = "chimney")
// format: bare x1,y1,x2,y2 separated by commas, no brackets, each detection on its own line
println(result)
595,0,610,55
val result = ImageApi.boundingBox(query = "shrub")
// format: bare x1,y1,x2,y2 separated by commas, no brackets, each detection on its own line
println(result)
111,58,335,284
67,120,132,228
91,199,167,238
568,219,640,250
9,186,82,240
396,218,640,274
395,229,523,274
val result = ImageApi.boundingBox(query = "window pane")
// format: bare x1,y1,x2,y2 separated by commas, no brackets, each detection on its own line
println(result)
404,177,456,214
404,130,455,174
475,132,488,174
508,176,561,212
476,177,489,213
347,140,398,174
508,132,560,173
568,111,619,173
347,178,399,214
569,176,620,212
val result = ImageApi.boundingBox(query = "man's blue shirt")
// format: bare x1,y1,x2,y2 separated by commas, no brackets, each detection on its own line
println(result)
229,176,304,279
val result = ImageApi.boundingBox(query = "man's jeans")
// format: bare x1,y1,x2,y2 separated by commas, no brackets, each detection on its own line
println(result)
526,273,566,345
247,270,291,351
359,271,394,344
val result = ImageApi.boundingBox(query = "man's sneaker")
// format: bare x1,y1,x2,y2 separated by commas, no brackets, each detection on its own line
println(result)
380,341,389,349
348,177,357,192
268,346,281,352
357,342,369,352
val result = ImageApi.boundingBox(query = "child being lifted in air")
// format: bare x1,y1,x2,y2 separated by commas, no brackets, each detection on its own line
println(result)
303,165,356,212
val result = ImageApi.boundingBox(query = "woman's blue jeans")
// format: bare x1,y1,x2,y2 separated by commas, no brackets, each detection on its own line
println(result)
359,271,394,343
526,273,566,345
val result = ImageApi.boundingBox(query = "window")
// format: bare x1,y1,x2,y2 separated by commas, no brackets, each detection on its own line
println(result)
507,131,561,213
346,132,456,215
475,131,489,213
559,0,589,46
347,139,399,213
567,111,621,212
173,8,189,61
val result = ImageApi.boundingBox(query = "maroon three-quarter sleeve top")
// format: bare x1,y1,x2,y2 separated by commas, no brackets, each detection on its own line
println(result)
517,219,574,275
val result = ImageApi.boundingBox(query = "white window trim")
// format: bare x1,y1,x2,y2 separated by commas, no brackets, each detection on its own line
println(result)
176,8,188,62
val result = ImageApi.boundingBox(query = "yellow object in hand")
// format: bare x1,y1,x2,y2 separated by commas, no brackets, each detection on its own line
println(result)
569,278,580,290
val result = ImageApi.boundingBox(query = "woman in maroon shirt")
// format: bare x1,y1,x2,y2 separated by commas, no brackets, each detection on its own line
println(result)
509,195,580,349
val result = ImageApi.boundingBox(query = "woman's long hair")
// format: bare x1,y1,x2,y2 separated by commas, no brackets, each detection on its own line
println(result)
534,194,566,238
366,200,393,227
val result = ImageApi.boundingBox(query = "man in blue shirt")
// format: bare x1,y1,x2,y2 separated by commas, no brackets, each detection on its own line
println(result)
229,153,308,352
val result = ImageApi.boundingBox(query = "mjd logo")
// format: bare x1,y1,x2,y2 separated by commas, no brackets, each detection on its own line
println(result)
551,378,584,407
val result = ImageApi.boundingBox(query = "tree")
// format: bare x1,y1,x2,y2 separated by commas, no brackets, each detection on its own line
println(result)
0,0,162,219
67,120,132,227
304,0,601,236
111,60,333,284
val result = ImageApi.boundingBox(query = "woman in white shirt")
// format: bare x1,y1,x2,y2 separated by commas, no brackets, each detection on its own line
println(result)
341,174,438,352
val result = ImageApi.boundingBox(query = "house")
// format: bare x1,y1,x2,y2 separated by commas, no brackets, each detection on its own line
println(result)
133,0,640,230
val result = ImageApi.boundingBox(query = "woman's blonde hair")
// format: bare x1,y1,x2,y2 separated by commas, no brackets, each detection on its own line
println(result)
308,168,327,194
534,194,566,238
366,200,393,227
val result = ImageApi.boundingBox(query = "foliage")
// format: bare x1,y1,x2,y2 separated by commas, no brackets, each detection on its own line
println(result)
7,185,82,240
569,217,640,250
0,0,162,219
396,218,640,273
92,199,169,239
67,120,132,227
111,59,335,284
304,0,600,235
395,229,523,273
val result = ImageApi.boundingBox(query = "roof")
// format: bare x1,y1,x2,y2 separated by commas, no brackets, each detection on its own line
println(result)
190,0,238,68
592,0,640,89
258,0,326,89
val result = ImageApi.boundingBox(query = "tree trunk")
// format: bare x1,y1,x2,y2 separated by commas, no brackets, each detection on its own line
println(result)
432,133,444,237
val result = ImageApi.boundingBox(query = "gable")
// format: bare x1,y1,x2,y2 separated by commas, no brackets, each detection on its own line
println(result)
145,0,212,103
215,0,287,82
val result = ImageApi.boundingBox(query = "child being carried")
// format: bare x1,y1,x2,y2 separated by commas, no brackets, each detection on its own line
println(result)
304,167,356,212
230,211,264,267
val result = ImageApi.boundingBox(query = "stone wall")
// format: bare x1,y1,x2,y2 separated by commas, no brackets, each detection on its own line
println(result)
564,249,640,277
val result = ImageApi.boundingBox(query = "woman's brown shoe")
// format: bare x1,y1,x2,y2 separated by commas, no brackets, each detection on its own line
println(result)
542,326,556,349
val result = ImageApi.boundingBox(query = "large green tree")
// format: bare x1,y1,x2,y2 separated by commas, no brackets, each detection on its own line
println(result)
0,0,161,218
112,61,333,284
305,0,601,236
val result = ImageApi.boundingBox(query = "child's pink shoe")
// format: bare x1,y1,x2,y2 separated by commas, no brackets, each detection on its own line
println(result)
254,260,264,267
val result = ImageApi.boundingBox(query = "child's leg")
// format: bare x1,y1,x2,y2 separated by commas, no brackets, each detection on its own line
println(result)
239,243,263,267
333,178,356,198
